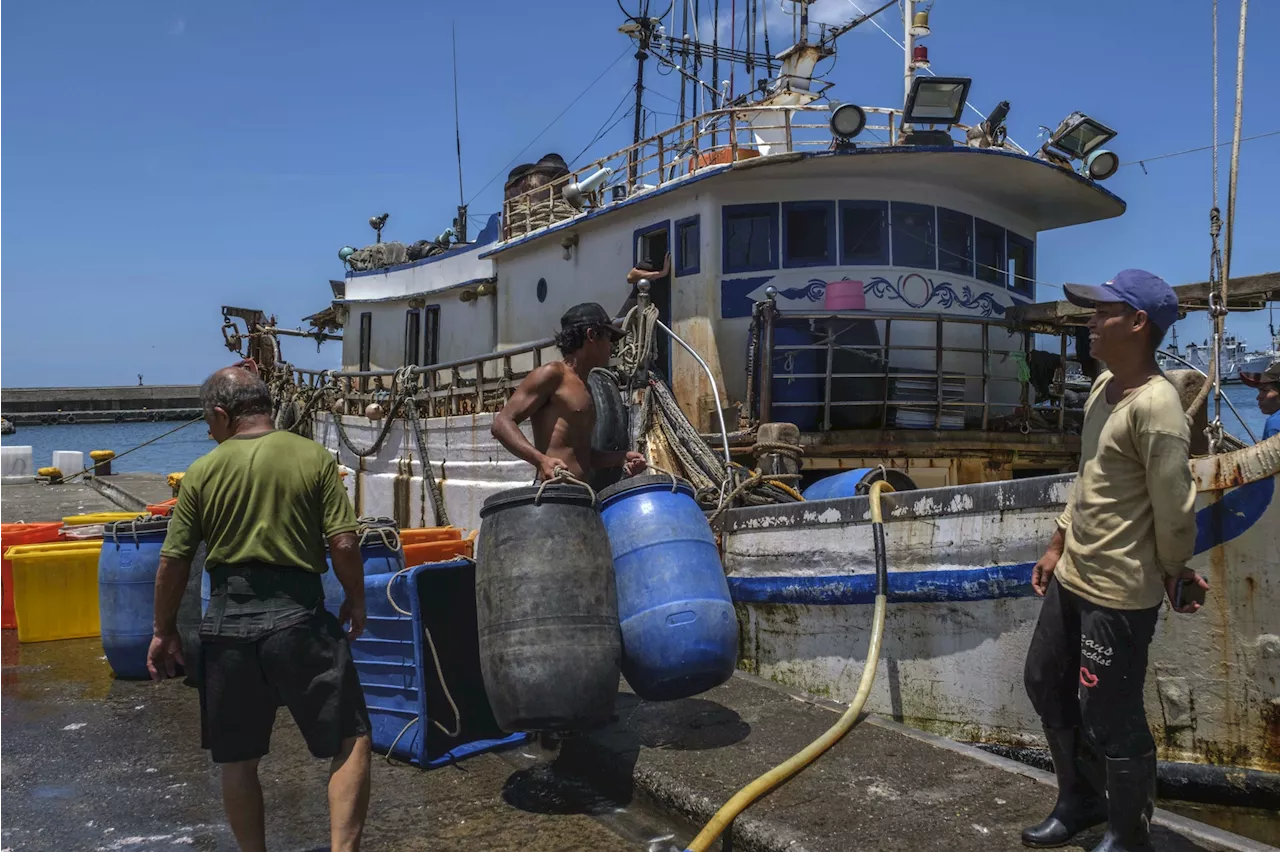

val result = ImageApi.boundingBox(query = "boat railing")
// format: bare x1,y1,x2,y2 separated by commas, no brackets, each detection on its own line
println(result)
502,103,989,241
287,336,560,418
754,303,1082,434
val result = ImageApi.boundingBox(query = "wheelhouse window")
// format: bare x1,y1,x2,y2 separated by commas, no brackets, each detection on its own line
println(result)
974,218,1006,287
675,215,700,276
423,305,440,366
782,201,836,268
722,203,779,273
1007,231,1035,298
890,202,936,270
839,201,889,266
404,309,421,366
358,312,372,372
937,208,974,278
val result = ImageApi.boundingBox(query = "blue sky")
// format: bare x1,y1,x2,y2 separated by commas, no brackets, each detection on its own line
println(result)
2,0,1277,387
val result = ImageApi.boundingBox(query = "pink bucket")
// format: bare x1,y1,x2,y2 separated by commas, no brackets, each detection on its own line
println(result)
824,279,866,311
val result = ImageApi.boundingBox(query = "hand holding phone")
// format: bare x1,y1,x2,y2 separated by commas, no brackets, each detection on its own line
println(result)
1169,571,1209,613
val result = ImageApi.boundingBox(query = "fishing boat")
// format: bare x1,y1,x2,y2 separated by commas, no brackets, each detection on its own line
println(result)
219,0,1279,797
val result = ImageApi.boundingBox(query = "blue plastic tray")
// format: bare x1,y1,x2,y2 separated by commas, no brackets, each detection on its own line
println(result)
356,560,528,768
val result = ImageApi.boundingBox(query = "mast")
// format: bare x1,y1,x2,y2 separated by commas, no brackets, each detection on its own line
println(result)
903,0,915,107
678,0,689,126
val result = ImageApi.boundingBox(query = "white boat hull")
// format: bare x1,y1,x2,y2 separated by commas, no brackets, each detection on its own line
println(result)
722,438,1280,775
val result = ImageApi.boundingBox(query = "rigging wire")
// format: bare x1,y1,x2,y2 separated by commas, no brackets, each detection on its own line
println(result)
451,22,465,208
465,46,632,205
1120,130,1279,169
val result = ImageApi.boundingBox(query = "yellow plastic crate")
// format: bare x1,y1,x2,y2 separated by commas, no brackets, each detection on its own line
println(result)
4,540,104,642
62,512,146,527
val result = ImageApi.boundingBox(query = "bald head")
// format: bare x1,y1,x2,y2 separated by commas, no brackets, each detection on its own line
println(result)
201,366,273,424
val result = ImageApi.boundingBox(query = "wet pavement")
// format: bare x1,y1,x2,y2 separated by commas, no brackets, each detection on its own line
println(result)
1,478,132,523
0,634,689,852
561,674,1271,852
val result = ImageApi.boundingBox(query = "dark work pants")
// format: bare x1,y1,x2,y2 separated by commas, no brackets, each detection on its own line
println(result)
1024,577,1161,759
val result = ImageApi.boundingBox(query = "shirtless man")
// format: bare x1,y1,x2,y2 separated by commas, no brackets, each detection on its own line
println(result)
491,302,647,482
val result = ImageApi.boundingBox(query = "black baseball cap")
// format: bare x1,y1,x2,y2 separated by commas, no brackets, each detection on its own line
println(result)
1239,361,1280,388
560,302,626,341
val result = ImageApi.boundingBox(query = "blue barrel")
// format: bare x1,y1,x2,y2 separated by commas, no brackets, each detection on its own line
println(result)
771,324,822,431
801,467,918,502
100,517,170,679
598,474,738,701
323,521,405,615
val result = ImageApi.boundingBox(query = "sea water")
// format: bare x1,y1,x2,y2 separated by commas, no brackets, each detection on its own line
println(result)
1,421,214,474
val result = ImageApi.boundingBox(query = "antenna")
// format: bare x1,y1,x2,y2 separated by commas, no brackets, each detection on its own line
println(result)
618,0,672,188
451,22,468,243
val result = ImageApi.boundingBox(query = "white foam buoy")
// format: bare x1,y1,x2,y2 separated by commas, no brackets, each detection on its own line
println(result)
1,445,35,481
52,450,85,478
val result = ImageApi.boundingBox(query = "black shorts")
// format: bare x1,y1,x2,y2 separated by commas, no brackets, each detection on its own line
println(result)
198,611,371,764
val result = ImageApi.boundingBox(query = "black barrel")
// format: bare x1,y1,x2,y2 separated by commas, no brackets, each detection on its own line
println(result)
476,483,621,733
587,369,630,494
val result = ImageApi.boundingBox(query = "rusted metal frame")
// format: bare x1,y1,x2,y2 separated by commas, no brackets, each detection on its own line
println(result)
823,319,835,431
935,318,945,429
981,322,990,431
784,109,793,152
1058,332,1068,432
880,318,893,428
729,109,739,160
1020,330,1032,421
759,298,776,424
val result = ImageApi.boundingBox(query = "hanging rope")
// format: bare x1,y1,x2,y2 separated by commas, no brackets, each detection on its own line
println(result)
1186,0,1248,456
404,395,450,527
618,298,660,380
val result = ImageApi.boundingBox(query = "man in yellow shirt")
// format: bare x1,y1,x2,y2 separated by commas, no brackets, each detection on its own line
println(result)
148,367,372,852
1020,270,1208,852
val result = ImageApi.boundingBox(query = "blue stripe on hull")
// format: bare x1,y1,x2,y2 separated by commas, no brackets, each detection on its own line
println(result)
729,563,1036,605
729,475,1275,606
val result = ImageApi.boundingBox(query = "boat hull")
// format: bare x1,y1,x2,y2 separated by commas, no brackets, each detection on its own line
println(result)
723,439,1280,777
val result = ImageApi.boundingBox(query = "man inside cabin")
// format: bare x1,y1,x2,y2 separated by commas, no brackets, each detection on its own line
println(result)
1021,270,1207,852
148,367,372,852
1239,360,1280,440
492,302,647,482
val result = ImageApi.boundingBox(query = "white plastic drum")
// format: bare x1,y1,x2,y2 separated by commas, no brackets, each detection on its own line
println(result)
1,445,35,481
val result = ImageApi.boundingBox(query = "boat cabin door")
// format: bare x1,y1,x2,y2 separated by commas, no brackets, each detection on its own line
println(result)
633,223,671,377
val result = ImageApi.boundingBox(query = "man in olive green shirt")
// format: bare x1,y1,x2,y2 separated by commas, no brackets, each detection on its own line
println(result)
1020,271,1207,852
149,367,372,852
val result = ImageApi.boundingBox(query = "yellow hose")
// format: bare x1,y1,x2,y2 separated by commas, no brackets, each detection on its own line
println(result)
684,480,895,852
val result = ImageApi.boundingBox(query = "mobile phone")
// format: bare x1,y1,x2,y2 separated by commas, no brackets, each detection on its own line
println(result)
1174,577,1206,609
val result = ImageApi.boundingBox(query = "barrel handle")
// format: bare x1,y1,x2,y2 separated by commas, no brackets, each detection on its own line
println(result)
534,469,598,507
648,465,682,493
358,525,402,552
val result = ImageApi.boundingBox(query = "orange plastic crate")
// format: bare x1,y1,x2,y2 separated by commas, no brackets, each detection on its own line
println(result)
402,530,475,567
1,523,64,629
147,498,178,517
399,526,464,546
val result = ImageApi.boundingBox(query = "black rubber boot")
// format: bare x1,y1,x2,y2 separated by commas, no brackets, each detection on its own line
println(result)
1089,752,1156,852
1021,727,1108,848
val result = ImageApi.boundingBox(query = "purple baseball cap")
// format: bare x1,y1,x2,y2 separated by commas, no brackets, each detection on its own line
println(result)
1063,269,1180,332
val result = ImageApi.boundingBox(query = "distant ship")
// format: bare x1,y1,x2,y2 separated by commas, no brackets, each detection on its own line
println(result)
1157,330,1276,382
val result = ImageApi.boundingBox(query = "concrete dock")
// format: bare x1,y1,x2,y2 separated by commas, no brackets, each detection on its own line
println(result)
1,474,175,523
1,479,1273,851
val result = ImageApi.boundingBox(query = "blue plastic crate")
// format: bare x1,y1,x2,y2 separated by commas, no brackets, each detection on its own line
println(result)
355,560,528,768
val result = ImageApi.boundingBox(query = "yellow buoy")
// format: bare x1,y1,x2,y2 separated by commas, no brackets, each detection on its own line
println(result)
167,471,185,495
37,467,64,483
